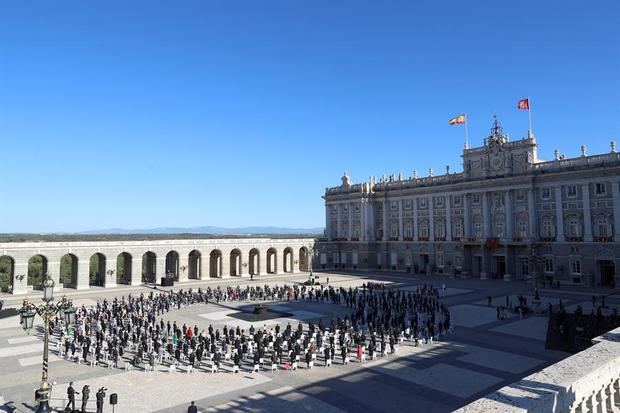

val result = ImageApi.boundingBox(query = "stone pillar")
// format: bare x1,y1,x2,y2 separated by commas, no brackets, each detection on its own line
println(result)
413,198,419,241
48,260,61,290
12,261,28,294
360,200,366,241
221,255,230,278
131,257,143,286
178,255,189,282
348,202,353,241
504,247,513,281
446,196,452,241
398,199,404,241
336,203,342,239
612,181,620,242
464,194,471,239
367,201,375,241
258,251,267,275
105,258,117,288
429,198,435,241
325,204,332,241
480,249,488,280
582,184,593,242
382,200,388,241
77,259,90,290
505,190,513,239
555,187,565,241
528,188,537,239
483,192,491,238
156,256,167,280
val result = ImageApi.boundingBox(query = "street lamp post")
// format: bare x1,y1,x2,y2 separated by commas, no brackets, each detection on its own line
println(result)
19,274,76,413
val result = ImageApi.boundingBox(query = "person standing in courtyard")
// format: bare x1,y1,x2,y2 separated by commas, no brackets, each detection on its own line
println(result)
188,401,198,413
81,384,90,413
95,387,106,413
66,382,78,412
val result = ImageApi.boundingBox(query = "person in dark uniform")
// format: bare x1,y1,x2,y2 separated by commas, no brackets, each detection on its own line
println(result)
66,382,79,412
81,384,90,413
95,387,107,413
187,401,198,413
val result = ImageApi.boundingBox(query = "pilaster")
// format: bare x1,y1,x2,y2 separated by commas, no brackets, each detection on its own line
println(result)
583,184,593,242
105,258,117,288
178,255,189,282
505,190,514,239
131,257,143,286
555,186,565,242
528,188,537,238
612,181,620,242
398,199,404,241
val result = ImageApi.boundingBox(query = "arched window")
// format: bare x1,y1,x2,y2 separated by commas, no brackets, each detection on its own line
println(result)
390,222,398,239
435,220,446,240
473,215,483,238
517,215,528,237
493,215,505,238
566,215,582,238
453,219,464,239
419,220,429,240
541,216,555,238
404,221,413,239
595,214,611,237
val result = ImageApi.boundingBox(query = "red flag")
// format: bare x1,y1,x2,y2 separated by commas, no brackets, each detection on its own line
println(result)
517,98,530,110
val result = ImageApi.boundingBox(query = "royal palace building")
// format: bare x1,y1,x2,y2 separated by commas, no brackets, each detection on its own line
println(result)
316,118,620,288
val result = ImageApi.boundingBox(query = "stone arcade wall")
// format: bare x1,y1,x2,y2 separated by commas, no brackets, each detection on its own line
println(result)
456,328,620,413
0,238,315,294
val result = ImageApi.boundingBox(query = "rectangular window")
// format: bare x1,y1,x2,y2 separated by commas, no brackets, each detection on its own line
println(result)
516,190,525,201
521,258,530,276
518,220,528,237
474,222,482,238
472,194,481,205
544,257,554,273
570,259,581,274
454,255,462,269
405,199,412,209
567,185,577,197
542,188,551,200
453,195,461,206
596,183,607,195
436,254,444,267
420,198,428,208
436,197,444,208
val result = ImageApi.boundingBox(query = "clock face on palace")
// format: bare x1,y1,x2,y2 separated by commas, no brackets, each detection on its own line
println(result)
491,153,504,170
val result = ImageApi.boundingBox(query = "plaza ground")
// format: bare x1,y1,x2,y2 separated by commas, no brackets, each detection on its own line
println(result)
1,271,617,413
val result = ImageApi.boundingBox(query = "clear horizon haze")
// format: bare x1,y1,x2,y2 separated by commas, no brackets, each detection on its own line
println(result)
1,1,619,233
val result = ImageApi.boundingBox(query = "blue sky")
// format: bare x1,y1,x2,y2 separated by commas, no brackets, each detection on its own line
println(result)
1,0,618,233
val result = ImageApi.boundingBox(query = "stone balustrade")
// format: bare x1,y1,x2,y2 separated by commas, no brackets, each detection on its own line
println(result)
456,327,620,413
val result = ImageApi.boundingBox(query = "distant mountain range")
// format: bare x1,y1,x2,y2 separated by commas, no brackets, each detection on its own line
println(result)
79,226,324,235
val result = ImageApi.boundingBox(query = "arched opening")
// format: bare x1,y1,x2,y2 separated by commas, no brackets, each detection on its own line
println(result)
283,247,294,273
89,253,106,287
142,252,157,283
230,249,242,277
0,255,15,292
166,251,180,281
249,248,260,275
209,250,222,278
117,252,132,284
299,247,309,272
60,254,78,288
188,250,201,280
266,248,277,274
28,254,48,288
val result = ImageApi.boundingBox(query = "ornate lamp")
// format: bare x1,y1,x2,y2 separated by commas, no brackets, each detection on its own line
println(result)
62,300,76,325
19,300,36,333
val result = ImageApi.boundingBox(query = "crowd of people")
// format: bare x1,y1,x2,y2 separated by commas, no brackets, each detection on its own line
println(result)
52,282,452,382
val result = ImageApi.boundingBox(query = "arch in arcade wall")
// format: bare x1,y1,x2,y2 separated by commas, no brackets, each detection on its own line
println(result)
28,254,48,288
230,249,242,277
188,250,202,280
60,253,79,288
166,251,180,281
0,255,15,292
142,251,157,283
299,247,309,272
116,252,132,285
248,248,260,275
283,247,294,273
89,253,106,287
209,250,222,278
266,248,278,274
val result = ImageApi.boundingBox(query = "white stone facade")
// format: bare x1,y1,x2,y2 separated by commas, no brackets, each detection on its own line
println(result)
0,238,314,294
318,118,620,287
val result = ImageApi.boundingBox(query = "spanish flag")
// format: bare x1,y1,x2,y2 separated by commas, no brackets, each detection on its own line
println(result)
449,114,466,125
517,98,530,110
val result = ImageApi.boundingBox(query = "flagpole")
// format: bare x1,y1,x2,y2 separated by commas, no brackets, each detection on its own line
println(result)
464,112,469,149
528,97,533,135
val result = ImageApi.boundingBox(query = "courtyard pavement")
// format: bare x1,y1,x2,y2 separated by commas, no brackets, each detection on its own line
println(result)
1,271,619,412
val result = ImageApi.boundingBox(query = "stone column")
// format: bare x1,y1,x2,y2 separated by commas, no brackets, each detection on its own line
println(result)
480,249,488,280
336,203,342,239
446,196,452,241
413,198,419,241
131,256,143,286
360,200,366,241
612,181,620,242
429,198,435,241
483,192,491,238
582,184,593,242
367,201,375,241
12,261,28,294
105,258,117,288
504,247,513,281
348,202,353,241
398,199,404,241
48,259,61,290
555,187,565,241
382,200,388,241
528,188,537,239
178,255,189,282
221,254,230,278
259,251,267,275
199,254,209,279
464,194,471,239
156,256,167,280
505,190,513,239
325,204,332,241
77,259,90,290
